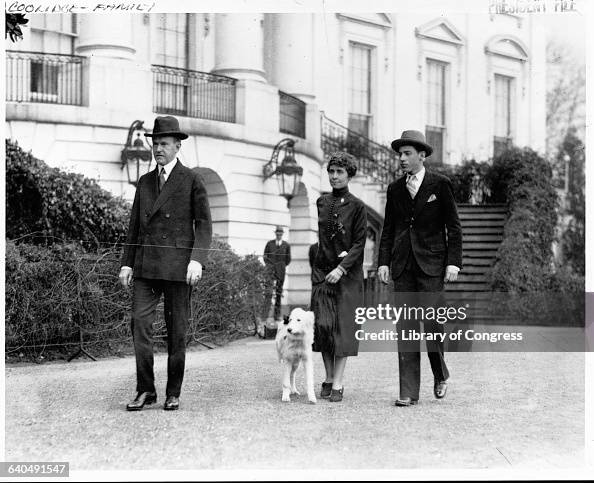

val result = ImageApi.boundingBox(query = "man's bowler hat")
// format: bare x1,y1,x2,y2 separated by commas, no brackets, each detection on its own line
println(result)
275,226,284,234
391,130,433,156
145,116,188,140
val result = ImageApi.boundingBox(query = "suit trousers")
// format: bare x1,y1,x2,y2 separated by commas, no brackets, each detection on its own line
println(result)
273,274,285,319
132,278,191,397
393,253,450,400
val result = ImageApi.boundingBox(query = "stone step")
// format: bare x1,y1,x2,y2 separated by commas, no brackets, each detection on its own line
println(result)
457,203,506,210
462,226,504,234
445,282,492,292
461,219,506,228
454,273,491,283
462,243,501,251
459,265,492,274
463,234,503,242
458,212,506,220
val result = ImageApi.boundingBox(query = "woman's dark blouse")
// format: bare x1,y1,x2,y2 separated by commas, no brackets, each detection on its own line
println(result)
312,186,367,285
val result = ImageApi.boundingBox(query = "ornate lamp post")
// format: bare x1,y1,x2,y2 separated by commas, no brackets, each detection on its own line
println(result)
263,138,303,207
121,120,152,187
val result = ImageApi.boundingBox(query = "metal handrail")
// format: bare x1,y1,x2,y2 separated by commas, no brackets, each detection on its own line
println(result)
6,50,85,106
320,112,401,187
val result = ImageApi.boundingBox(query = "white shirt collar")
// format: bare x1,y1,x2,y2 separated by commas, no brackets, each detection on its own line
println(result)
159,158,178,179
408,166,426,184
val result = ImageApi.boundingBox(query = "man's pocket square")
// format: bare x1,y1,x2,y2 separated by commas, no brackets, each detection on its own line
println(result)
427,194,437,202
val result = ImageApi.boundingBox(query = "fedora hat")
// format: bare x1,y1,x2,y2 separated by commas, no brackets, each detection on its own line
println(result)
145,116,188,140
274,226,284,233
391,130,433,157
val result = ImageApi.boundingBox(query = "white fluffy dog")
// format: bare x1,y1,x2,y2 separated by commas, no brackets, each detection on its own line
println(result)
275,308,316,404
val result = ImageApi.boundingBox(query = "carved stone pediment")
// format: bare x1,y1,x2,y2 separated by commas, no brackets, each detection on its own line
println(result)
415,18,465,46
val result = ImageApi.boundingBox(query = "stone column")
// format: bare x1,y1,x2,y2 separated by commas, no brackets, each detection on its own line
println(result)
74,14,150,120
212,13,266,82
75,13,135,59
269,13,315,102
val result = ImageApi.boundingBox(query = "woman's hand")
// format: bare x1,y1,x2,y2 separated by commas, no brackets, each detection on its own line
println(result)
325,267,344,284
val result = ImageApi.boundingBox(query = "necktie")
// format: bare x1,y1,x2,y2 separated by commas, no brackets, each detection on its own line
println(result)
158,168,166,192
407,174,418,198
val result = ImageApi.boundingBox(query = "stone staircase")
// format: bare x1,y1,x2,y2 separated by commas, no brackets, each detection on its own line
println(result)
445,203,507,293
445,203,508,320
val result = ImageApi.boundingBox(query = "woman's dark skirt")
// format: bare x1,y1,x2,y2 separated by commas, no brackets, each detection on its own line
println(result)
310,272,363,357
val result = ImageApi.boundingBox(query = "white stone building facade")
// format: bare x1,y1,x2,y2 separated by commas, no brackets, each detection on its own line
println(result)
5,11,546,309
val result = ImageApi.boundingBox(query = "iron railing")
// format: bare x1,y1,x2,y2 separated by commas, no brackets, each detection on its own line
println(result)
279,91,306,138
6,50,85,106
321,112,400,187
152,64,236,123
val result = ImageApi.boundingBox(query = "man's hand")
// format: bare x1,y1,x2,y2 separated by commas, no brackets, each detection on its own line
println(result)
325,267,344,284
119,266,133,288
444,265,460,283
378,265,390,284
186,260,203,286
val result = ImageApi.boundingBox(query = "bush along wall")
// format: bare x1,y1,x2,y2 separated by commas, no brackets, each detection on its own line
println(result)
5,238,272,361
6,139,130,249
487,147,583,326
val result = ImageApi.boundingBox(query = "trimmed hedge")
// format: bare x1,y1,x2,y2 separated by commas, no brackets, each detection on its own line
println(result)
489,147,559,292
6,139,130,249
5,239,271,360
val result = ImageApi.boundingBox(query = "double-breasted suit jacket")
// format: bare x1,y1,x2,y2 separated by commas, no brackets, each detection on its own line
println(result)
378,170,462,278
122,160,212,280
263,240,291,281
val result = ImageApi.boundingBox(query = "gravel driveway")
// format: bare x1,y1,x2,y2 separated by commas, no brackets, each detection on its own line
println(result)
4,336,587,474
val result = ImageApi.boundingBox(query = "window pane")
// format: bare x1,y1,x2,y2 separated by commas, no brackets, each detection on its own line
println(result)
29,14,74,54
348,42,372,116
155,13,188,68
494,74,513,137
426,59,446,127
425,126,444,165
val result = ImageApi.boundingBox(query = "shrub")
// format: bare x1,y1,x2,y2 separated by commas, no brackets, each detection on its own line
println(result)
5,239,272,360
188,239,273,344
5,240,131,359
431,159,491,203
5,139,130,249
488,147,559,293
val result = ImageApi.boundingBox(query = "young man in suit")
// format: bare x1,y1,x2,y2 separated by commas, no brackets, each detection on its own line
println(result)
377,130,462,407
263,226,291,320
119,116,212,411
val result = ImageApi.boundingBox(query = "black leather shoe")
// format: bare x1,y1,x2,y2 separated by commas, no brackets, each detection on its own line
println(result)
163,396,180,411
394,397,419,407
320,382,332,399
434,380,448,399
329,387,344,402
126,391,157,411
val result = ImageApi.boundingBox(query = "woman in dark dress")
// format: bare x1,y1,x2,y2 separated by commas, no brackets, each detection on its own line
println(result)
311,152,367,402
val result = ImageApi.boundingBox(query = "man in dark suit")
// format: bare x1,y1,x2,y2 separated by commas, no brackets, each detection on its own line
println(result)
119,116,212,411
263,226,291,320
377,130,462,407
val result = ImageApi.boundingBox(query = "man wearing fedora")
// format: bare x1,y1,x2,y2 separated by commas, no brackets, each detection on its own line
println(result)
263,226,292,320
119,115,212,411
377,130,462,407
